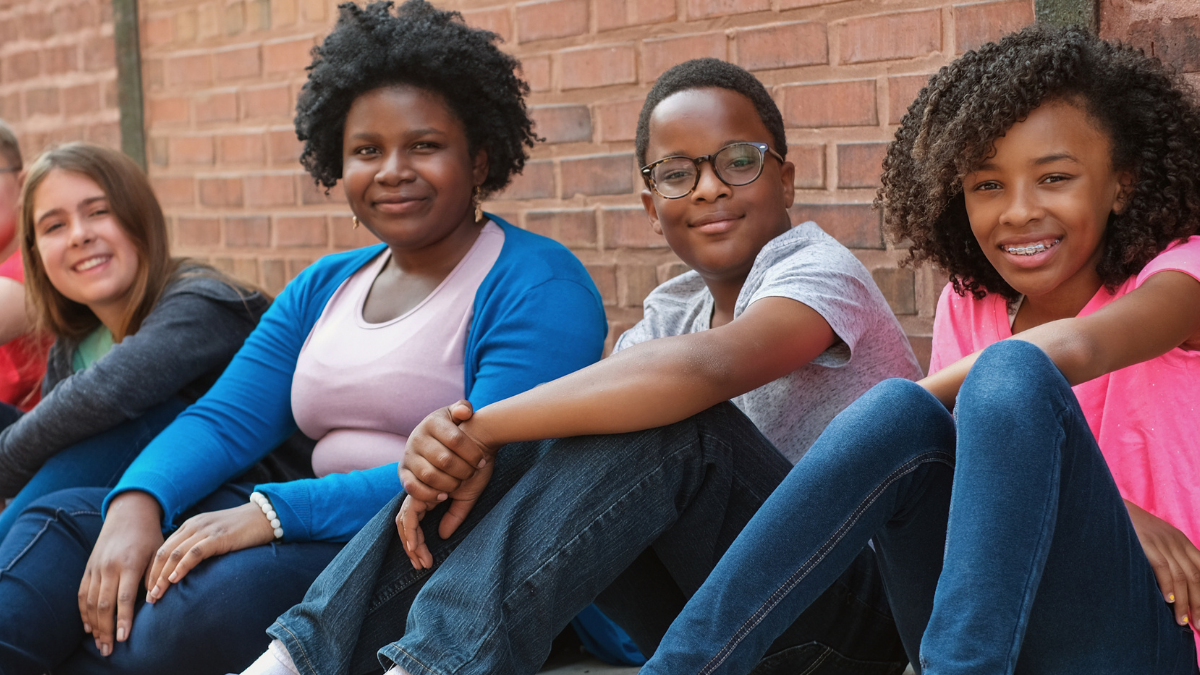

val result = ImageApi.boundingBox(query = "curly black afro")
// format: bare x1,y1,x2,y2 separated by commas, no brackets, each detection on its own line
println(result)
294,0,536,196
635,58,787,168
880,25,1200,300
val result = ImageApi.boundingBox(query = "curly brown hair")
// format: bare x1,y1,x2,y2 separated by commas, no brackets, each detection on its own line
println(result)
879,25,1200,300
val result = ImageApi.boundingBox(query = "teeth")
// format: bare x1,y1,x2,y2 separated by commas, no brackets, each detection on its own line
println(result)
1004,239,1059,256
76,257,108,271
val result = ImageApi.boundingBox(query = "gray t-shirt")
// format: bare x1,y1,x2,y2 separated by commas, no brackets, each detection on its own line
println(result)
614,221,922,463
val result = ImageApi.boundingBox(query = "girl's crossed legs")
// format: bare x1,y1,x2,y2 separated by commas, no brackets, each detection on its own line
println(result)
643,339,1196,675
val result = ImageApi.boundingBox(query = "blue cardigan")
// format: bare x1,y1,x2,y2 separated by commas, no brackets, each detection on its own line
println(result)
106,217,607,542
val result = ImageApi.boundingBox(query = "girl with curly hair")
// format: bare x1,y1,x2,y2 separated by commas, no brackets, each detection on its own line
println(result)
0,2,606,673
635,24,1200,675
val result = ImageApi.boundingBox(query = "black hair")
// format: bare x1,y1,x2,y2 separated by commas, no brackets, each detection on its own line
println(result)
294,0,536,196
635,58,787,168
880,24,1200,300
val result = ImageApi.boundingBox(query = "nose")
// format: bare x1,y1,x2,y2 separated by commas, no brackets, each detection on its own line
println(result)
375,148,416,186
66,215,94,247
998,182,1045,227
690,159,730,203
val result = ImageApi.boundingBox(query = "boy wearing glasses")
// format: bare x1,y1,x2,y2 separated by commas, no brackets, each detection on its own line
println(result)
251,59,919,675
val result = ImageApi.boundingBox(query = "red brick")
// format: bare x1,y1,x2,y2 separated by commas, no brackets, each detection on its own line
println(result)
909,335,932,375
272,0,299,27
170,135,214,166
84,36,116,72
603,207,666,249
526,209,596,248
103,81,119,110
241,84,290,120
789,203,882,249
166,53,213,86
55,2,99,33
331,214,382,248
143,16,172,48
269,128,303,165
25,88,60,117
89,122,121,150
619,264,658,307
782,80,878,128
0,18,15,45
871,266,916,314
198,176,243,207
149,138,168,167
643,33,727,83
955,1,1035,54
596,99,641,142
0,92,21,122
522,54,552,92
561,153,635,197
298,176,344,205
687,0,769,19
219,132,265,165
1129,16,1200,73
144,58,164,89
195,91,239,124
788,144,825,189
889,74,932,124
531,105,592,144
837,143,888,189
225,216,271,247
596,0,675,31
63,83,100,117
224,2,246,35
586,263,617,305
287,257,315,280
840,10,942,64
462,7,512,43
263,35,315,75
21,11,52,39
261,259,286,293
5,51,40,81
561,44,637,90
215,44,262,80
150,96,189,124
735,22,827,71
152,176,196,206
498,159,555,200
516,0,587,43
245,173,296,207
43,45,78,75
175,216,221,247
275,215,327,247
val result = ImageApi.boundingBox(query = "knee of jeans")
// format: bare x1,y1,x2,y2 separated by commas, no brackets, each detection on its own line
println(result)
959,340,1066,421
838,378,947,435
24,487,106,517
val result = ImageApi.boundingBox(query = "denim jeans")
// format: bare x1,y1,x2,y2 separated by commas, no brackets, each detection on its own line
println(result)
0,483,343,675
0,397,189,542
271,401,906,675
640,340,1199,675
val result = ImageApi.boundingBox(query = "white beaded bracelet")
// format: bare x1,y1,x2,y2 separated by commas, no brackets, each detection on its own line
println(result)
250,491,284,540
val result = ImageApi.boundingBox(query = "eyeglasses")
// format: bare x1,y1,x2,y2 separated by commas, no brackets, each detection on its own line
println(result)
0,167,18,175
640,142,784,199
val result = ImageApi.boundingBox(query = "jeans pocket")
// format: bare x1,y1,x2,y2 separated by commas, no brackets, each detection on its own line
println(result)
748,642,907,675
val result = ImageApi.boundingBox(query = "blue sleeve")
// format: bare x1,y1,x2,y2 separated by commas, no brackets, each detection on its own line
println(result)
104,276,318,530
257,275,608,542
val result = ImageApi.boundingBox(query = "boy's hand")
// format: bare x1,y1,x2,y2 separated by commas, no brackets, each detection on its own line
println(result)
1128,500,1200,629
396,461,496,570
144,503,276,603
399,401,490,503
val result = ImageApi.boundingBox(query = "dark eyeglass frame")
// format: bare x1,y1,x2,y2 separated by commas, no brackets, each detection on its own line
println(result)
640,142,785,199
0,167,19,175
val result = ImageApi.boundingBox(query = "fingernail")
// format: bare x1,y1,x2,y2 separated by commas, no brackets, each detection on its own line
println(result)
83,622,91,633
1169,593,1176,603
101,642,110,657
478,459,487,468
146,593,154,604
117,627,126,642
437,493,447,501
1185,615,1190,625
168,572,177,582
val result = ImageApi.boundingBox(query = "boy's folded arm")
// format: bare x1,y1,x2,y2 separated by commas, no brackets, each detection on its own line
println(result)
466,295,835,450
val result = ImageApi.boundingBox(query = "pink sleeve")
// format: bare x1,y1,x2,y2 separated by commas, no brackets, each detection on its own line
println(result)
929,283,965,375
0,251,23,283
1135,236,1200,287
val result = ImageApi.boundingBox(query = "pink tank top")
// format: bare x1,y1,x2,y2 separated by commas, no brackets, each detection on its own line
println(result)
292,221,505,477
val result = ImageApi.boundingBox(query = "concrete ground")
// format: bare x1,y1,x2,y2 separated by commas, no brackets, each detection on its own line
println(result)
540,654,917,675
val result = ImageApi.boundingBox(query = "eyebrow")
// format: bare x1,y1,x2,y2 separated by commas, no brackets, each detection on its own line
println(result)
975,152,1081,172
655,139,758,160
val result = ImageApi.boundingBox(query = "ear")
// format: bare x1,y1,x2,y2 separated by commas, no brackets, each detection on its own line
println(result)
1112,170,1134,215
640,189,663,236
778,159,795,209
471,149,489,187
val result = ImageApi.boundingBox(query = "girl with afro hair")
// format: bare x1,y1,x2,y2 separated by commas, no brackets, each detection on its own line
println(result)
0,2,609,673
637,24,1200,675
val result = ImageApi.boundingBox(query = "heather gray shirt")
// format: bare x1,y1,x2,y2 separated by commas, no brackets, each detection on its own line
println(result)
0,269,269,497
614,222,922,463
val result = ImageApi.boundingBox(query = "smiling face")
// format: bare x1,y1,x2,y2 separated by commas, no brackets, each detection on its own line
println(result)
640,87,795,285
32,169,141,323
341,85,488,254
963,99,1131,306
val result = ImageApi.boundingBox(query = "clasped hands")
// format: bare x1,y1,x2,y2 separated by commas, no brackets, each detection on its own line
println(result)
396,400,496,570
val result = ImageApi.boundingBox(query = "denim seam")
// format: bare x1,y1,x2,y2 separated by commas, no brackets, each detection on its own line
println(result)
796,645,832,675
272,620,323,675
698,451,954,675
0,508,99,575
389,644,444,675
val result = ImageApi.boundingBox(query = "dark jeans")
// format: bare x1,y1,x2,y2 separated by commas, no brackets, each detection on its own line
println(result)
271,402,907,675
0,483,343,675
642,341,1199,675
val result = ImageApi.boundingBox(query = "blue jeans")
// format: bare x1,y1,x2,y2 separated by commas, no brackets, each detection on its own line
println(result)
0,483,343,675
0,397,189,541
270,402,906,675
641,340,1199,675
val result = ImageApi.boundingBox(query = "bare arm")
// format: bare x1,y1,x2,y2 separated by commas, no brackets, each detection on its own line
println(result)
919,271,1200,408
0,279,31,346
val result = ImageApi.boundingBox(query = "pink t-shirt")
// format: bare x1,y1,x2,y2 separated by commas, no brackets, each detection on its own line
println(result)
931,237,1200,649
291,222,504,478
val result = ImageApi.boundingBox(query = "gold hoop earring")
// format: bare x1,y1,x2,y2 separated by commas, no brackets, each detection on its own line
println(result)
352,216,361,230
473,186,484,223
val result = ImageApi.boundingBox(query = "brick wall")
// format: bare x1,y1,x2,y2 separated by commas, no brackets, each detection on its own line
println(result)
1101,0,1200,92
0,0,121,160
